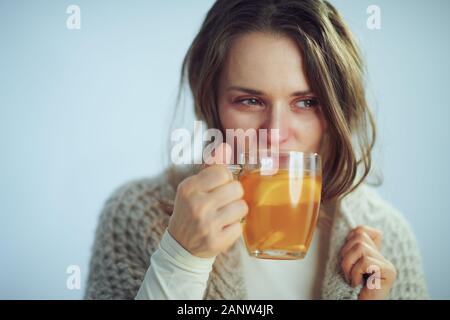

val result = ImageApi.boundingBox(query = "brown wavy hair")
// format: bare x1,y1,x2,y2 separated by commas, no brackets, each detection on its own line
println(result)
172,0,378,202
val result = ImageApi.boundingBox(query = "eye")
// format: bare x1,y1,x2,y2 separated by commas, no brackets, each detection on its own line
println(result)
235,98,264,108
294,98,319,110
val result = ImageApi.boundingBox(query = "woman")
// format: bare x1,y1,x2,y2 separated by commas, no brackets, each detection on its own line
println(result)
85,0,428,299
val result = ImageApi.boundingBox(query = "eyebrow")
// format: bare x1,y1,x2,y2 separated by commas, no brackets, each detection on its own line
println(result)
227,86,314,97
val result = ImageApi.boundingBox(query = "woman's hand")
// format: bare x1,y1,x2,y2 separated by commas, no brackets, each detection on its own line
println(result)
340,225,397,300
167,143,248,259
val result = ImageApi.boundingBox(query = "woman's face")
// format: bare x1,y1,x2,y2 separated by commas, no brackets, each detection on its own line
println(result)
218,32,327,156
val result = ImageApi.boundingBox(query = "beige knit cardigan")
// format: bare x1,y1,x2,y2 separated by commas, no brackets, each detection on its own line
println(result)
84,165,429,299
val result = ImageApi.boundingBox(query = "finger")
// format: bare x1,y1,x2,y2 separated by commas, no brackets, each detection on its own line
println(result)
196,164,233,192
350,255,385,288
220,220,243,244
341,249,361,284
341,242,384,284
216,199,248,228
340,232,379,258
208,180,244,209
346,225,382,249
204,142,233,166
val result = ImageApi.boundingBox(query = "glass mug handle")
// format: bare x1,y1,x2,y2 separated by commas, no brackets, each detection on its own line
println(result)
227,164,243,180
226,164,245,223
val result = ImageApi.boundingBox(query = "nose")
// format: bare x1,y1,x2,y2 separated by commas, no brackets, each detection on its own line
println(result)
263,103,292,148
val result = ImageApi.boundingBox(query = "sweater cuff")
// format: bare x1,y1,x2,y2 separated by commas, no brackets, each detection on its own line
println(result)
159,228,216,272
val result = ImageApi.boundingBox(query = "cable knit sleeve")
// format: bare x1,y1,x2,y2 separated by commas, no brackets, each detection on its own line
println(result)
385,211,429,299
84,177,171,299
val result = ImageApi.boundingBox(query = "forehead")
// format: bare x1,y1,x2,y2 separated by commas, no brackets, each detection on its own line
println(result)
220,32,311,93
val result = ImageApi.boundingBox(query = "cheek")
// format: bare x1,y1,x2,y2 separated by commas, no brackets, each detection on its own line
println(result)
291,113,327,152
218,103,263,130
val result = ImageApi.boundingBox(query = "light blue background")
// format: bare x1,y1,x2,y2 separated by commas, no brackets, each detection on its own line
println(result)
0,0,449,299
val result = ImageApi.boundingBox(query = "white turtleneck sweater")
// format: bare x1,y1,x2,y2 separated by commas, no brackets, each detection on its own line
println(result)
135,204,334,300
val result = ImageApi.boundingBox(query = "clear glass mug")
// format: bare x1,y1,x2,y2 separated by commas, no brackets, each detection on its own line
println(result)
228,151,322,260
